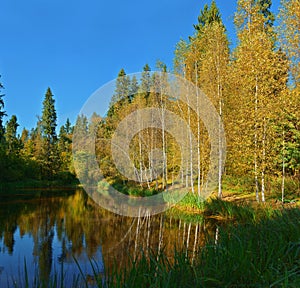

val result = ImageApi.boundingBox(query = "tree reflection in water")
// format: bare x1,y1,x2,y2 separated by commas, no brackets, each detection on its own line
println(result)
0,188,217,287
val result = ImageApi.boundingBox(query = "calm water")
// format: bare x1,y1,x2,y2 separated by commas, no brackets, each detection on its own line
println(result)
0,188,217,287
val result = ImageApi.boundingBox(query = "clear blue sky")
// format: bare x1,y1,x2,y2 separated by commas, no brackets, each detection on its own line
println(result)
0,0,280,132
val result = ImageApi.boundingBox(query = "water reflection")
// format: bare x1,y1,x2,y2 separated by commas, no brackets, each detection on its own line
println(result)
0,189,217,287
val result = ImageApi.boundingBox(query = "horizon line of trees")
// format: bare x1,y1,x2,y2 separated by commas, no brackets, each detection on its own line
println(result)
0,86,75,182
0,0,299,204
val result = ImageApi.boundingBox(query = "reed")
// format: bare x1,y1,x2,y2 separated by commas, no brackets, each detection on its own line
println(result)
7,207,300,287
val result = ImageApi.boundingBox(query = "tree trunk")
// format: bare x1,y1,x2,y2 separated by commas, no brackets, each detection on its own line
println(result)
254,76,260,202
281,130,285,203
195,62,202,197
261,117,266,202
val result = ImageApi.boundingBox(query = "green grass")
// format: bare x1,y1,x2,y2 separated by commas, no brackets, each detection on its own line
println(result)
106,207,300,287
105,180,160,197
270,177,300,203
204,197,282,224
4,184,300,287
172,192,281,225
175,192,206,211
10,206,299,288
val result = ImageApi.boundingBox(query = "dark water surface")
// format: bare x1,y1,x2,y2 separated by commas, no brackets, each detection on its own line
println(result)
0,188,217,287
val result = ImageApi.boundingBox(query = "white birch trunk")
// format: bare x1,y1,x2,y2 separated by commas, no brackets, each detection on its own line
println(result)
261,117,266,202
254,76,260,202
281,130,285,203
195,62,201,197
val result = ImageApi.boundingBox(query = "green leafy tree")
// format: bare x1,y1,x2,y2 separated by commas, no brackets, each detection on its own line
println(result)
74,114,88,140
235,0,274,31
20,128,33,158
20,128,29,145
174,39,189,76
31,118,44,161
278,0,300,86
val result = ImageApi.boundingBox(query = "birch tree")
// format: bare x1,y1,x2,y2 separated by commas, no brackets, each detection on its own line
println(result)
175,1,229,198
278,0,300,86
230,0,288,202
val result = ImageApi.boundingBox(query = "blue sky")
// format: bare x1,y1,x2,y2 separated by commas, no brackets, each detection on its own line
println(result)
0,0,280,132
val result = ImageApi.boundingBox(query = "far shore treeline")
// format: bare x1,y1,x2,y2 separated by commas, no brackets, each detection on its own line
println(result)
0,0,299,203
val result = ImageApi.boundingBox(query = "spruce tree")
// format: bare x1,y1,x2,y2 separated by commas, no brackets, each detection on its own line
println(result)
41,87,58,178
108,68,130,118
139,64,151,100
42,88,57,142
0,77,6,142
193,0,222,33
111,69,130,105
129,75,139,101
58,118,73,173
5,115,19,153
64,118,72,134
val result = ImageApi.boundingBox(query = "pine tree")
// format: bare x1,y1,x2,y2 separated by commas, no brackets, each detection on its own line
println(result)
58,118,73,173
64,118,72,134
129,75,139,101
107,69,131,123
140,64,151,98
193,0,222,33
0,77,6,142
41,87,58,178
42,88,57,142
5,115,20,153
111,68,130,105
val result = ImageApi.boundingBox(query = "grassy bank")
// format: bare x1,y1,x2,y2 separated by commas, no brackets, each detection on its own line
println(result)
106,207,300,288
3,175,300,287
6,200,299,288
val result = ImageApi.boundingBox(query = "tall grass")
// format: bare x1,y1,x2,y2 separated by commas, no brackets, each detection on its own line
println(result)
107,208,300,287
204,197,283,224
176,193,206,211
6,206,300,287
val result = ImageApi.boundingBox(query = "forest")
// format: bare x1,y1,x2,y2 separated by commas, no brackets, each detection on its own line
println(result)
0,0,300,287
1,0,299,204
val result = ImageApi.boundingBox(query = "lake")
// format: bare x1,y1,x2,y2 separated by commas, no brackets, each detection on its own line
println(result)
0,188,218,287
